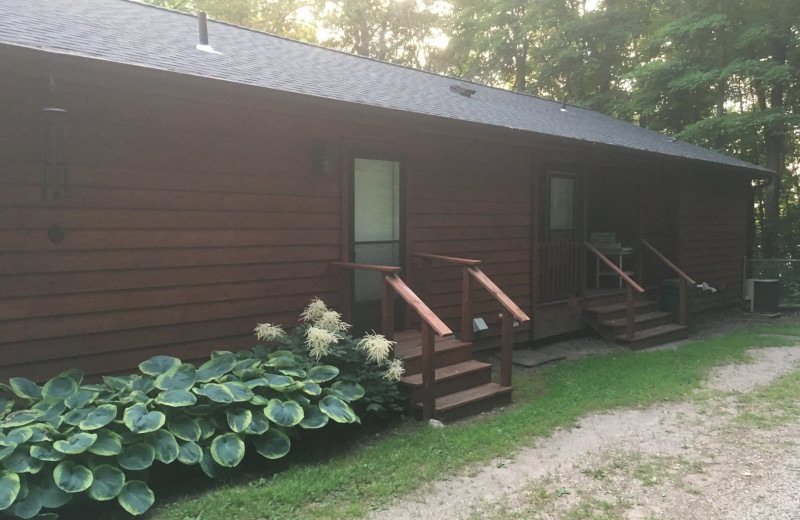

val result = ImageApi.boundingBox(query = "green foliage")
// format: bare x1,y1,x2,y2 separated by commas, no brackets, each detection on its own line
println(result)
148,326,800,520
0,299,397,518
117,480,155,516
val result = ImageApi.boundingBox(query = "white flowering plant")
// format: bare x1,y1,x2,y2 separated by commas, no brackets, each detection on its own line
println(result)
251,298,406,418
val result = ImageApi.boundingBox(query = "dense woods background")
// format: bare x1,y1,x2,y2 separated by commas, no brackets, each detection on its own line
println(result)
145,0,798,258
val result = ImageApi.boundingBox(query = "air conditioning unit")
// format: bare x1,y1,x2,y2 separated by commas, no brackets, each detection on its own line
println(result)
744,279,779,313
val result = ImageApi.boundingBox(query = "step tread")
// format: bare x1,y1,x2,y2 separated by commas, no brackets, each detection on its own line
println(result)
584,299,659,316
402,360,492,388
394,334,470,360
600,311,673,329
617,323,688,342
415,382,512,413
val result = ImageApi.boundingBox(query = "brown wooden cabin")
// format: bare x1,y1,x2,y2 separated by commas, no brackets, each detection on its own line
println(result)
0,1,771,416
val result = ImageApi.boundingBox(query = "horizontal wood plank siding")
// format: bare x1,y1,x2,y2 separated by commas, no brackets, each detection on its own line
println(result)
405,139,532,332
2,46,756,382
0,60,343,381
678,171,750,311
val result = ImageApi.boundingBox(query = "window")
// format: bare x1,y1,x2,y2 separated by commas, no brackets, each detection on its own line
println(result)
548,174,575,241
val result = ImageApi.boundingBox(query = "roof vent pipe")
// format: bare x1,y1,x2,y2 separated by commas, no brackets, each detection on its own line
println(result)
560,96,568,111
195,12,221,54
198,12,209,46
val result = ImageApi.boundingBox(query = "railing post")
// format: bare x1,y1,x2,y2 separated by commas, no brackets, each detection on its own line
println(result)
679,279,688,327
381,272,395,341
577,241,586,296
626,284,635,341
500,313,513,387
420,320,435,420
337,267,352,324
461,266,473,342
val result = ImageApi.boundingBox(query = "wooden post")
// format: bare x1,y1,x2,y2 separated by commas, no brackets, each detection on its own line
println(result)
381,273,395,341
461,266,472,342
420,320,435,420
338,267,352,324
500,312,513,387
626,284,635,341
679,279,688,327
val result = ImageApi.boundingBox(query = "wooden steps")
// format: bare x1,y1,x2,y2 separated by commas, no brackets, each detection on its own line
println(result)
616,323,689,349
583,299,660,325
584,295,689,349
394,330,473,375
395,331,511,421
413,383,512,422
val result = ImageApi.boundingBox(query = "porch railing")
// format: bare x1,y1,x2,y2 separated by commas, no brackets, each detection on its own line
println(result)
330,262,451,419
638,237,677,287
537,241,583,301
640,240,695,326
414,253,530,388
584,242,645,340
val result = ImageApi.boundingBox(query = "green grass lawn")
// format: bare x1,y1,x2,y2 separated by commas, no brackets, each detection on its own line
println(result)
140,323,800,520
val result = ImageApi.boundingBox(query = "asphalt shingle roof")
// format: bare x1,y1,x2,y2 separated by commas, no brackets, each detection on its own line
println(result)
0,0,770,175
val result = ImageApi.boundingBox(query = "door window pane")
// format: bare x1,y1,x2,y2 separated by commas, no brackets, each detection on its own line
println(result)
353,158,401,303
354,158,400,242
549,176,575,241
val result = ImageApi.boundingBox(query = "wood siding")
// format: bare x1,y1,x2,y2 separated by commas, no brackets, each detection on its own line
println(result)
678,171,750,311
1,50,535,382
1,55,343,381
405,140,532,335
0,47,754,382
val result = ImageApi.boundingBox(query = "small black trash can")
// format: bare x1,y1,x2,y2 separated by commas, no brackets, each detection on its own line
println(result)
660,278,693,322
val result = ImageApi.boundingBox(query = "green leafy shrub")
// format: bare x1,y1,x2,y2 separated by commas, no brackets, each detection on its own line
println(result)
0,299,404,519
252,298,406,418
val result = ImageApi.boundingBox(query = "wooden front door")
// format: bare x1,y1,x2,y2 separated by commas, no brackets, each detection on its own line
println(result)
350,156,404,333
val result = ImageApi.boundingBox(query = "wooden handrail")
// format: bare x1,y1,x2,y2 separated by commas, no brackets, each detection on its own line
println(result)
467,267,530,323
584,242,644,341
330,261,451,419
584,243,645,293
414,253,531,388
329,261,402,273
640,240,696,285
383,274,452,336
413,252,482,266
640,239,694,326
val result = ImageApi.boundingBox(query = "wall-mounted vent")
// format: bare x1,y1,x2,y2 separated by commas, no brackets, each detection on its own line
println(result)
450,85,476,98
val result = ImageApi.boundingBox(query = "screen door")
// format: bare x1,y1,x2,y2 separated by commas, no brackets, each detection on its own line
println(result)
351,157,403,332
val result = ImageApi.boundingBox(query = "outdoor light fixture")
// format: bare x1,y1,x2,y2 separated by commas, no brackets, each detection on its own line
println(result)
472,317,489,333
311,141,332,176
40,107,69,201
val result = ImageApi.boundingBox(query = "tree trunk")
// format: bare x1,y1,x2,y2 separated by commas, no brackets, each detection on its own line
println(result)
715,4,726,117
761,36,787,258
513,37,528,92
355,7,370,57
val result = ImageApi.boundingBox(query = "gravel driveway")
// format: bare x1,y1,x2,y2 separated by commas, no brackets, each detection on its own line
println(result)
372,311,800,520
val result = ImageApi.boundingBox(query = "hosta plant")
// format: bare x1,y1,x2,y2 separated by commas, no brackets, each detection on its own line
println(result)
0,299,399,519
